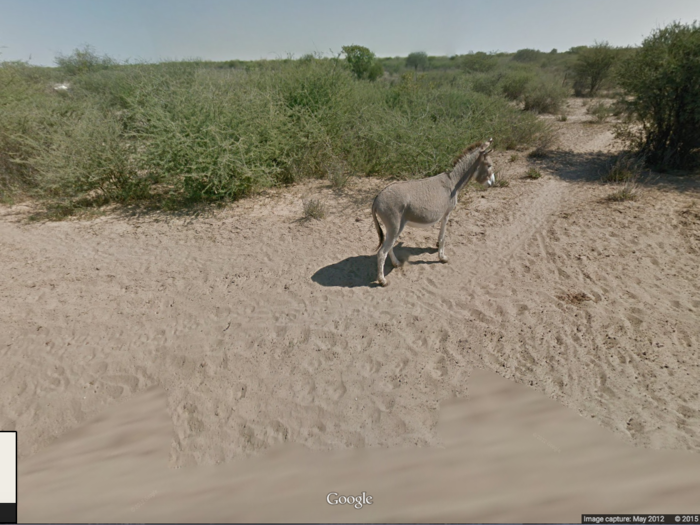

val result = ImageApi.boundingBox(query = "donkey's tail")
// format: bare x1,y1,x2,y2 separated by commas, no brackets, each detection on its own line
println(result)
372,195,384,251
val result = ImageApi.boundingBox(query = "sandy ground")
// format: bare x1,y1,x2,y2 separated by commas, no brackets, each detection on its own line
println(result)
2,98,700,521
17,368,700,523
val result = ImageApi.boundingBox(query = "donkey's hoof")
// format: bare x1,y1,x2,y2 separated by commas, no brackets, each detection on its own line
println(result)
379,278,389,287
439,256,449,263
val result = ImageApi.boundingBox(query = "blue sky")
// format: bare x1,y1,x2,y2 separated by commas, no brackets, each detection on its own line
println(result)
1,0,698,66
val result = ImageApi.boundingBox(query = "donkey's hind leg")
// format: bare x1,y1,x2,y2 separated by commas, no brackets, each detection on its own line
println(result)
377,222,404,286
389,220,407,268
377,241,392,287
389,246,402,268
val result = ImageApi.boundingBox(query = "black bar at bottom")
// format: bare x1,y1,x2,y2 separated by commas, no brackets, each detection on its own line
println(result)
0,503,16,524
583,515,700,524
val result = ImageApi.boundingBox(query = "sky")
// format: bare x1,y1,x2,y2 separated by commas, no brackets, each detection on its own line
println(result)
1,0,698,66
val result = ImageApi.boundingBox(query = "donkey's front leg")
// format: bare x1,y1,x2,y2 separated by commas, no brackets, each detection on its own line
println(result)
437,212,451,263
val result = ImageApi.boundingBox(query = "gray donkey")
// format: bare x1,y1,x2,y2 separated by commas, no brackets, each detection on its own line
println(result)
372,139,495,286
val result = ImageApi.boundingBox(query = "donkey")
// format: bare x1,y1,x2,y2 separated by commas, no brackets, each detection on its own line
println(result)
371,139,495,286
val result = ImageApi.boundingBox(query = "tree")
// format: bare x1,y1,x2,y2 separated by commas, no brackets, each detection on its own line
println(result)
406,51,429,72
617,22,700,169
572,41,616,96
341,45,382,80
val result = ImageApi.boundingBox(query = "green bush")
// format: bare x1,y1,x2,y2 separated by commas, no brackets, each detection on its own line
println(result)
55,45,117,76
512,49,542,63
499,70,535,101
1,55,549,210
461,52,498,73
131,69,305,202
0,61,63,200
523,75,569,114
23,106,144,202
470,72,502,96
616,22,700,169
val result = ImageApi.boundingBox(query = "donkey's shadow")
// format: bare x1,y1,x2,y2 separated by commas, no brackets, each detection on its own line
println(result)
312,243,438,288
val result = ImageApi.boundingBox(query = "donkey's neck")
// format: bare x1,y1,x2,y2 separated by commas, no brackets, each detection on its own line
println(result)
448,150,481,195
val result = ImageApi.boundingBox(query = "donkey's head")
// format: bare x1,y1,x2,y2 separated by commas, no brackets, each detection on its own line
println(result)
473,138,495,187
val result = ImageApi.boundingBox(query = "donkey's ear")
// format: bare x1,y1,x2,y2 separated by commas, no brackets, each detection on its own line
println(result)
481,138,494,153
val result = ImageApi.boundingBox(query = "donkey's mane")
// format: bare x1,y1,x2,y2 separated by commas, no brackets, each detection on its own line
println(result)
452,141,484,166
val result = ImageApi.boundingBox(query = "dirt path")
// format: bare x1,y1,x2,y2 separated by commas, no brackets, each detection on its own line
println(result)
2,98,700,519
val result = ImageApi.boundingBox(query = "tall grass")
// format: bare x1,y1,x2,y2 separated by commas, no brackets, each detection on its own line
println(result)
1,56,550,211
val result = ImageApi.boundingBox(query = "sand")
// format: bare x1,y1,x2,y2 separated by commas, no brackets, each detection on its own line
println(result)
2,98,699,521
17,368,700,522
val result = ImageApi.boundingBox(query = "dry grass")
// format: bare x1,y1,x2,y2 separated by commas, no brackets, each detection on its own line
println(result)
525,168,542,179
587,102,613,123
604,153,644,183
326,159,352,190
557,291,593,305
526,124,556,159
606,184,638,202
302,197,326,220
602,153,646,202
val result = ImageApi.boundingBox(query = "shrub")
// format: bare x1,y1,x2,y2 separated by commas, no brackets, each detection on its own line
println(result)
526,168,542,179
55,45,117,76
523,75,568,114
616,22,700,169
1,55,549,210
499,70,535,101
607,182,638,201
22,106,145,202
605,153,643,182
303,197,326,219
461,52,498,73
131,68,305,202
326,159,352,189
0,62,47,199
470,72,502,96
